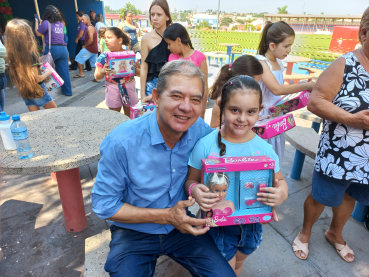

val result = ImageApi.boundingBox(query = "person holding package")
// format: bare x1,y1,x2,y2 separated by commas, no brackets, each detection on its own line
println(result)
6,19,57,111
91,60,236,277
35,5,73,96
186,76,288,277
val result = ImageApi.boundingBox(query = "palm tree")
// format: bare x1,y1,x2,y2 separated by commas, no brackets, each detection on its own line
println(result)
277,6,288,14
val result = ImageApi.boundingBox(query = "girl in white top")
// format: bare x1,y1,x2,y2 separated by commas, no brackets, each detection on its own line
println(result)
256,21,315,163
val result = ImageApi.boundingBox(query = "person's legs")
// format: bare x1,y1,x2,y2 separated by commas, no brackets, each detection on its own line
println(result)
163,228,236,277
43,100,57,109
0,73,7,112
104,225,160,277
74,49,93,77
50,46,73,96
28,105,41,112
70,40,83,70
325,193,356,262
234,251,248,277
109,107,122,112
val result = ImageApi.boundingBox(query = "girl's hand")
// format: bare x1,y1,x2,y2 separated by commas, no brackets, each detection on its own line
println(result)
256,179,286,207
190,184,219,211
44,68,52,76
102,64,111,76
142,94,153,103
305,81,315,92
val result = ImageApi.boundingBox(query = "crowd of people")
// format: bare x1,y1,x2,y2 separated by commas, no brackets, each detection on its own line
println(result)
0,1,368,275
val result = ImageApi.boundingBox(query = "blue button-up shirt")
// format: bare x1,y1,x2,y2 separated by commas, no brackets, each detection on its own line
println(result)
91,111,213,234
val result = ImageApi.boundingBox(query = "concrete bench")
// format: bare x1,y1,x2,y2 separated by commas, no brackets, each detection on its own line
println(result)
285,126,320,180
204,52,229,68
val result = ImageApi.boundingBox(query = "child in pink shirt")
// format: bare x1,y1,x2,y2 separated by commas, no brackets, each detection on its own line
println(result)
163,23,208,118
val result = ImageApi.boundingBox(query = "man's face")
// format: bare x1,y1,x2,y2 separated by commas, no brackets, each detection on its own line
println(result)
90,12,95,19
82,17,89,26
153,74,203,135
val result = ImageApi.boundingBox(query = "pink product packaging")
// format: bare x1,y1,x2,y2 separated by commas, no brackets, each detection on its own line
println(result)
107,51,136,78
130,102,156,119
41,62,64,92
201,156,275,227
252,114,296,139
269,90,311,117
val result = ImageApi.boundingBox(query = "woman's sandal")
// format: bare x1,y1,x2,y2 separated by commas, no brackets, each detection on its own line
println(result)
73,74,85,78
292,233,309,260
325,237,354,263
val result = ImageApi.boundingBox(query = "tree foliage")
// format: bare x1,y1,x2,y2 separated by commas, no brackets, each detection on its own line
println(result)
236,19,245,24
197,20,212,29
104,5,120,14
277,6,288,14
220,17,233,27
119,2,142,19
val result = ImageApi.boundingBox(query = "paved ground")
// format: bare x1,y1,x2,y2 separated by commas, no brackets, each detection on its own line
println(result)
0,64,368,277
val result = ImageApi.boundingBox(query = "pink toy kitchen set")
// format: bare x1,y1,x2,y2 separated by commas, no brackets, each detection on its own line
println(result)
107,51,136,78
252,114,296,139
269,90,311,117
201,156,275,227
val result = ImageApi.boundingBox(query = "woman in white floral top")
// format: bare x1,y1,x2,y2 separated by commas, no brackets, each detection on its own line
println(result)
293,7,369,264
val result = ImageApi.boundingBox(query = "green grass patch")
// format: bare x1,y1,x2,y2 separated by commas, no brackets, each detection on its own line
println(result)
189,30,340,62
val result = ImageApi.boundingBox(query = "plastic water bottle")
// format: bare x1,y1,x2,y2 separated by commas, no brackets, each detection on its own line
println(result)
10,115,34,159
0,111,16,150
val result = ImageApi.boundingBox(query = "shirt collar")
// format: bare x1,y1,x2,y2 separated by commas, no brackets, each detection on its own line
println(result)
148,111,193,147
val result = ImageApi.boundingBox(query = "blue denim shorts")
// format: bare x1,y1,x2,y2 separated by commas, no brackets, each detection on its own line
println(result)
145,77,157,96
22,83,53,107
208,223,263,261
312,170,369,207
75,48,97,66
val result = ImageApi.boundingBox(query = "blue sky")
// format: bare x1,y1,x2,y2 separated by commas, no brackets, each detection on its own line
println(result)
103,0,367,15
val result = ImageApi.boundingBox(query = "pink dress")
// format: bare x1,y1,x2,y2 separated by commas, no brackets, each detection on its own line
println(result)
168,50,206,68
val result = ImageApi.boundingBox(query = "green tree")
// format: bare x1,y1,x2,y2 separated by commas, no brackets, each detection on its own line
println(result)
277,6,288,14
120,2,142,19
220,17,233,27
104,5,120,14
236,19,245,24
197,20,212,29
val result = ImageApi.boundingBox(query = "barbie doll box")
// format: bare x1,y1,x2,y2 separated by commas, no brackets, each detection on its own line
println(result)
107,51,136,78
200,156,275,227
252,114,296,139
130,102,156,119
40,62,64,92
269,90,311,117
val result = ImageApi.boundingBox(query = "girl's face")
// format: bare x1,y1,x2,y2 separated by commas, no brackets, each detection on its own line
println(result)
270,36,295,60
150,5,169,29
210,184,228,201
165,38,181,55
223,89,261,141
76,15,81,22
105,30,122,51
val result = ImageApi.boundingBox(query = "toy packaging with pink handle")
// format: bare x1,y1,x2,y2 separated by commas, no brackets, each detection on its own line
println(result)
107,51,136,78
40,62,64,92
201,156,275,227
269,90,311,117
130,102,156,119
252,114,296,139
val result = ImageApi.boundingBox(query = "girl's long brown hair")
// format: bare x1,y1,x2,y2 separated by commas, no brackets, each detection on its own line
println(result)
5,19,45,98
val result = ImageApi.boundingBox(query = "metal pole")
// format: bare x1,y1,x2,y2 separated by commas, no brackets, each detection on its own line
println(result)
74,0,78,12
34,0,40,19
216,0,220,43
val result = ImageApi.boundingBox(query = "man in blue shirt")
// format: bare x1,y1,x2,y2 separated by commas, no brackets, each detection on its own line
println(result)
91,60,235,276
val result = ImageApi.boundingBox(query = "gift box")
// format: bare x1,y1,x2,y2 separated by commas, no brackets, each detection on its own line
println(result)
130,102,156,119
252,114,295,139
40,62,64,92
269,91,311,117
107,51,136,78
201,156,275,227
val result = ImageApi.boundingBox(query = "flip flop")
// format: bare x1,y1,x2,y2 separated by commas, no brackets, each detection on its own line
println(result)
292,233,309,260
73,74,85,78
325,237,354,263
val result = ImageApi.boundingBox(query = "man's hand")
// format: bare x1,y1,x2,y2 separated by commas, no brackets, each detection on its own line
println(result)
75,38,78,44
167,198,209,236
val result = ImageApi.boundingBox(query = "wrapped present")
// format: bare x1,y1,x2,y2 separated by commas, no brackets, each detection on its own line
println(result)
201,156,275,227
130,102,156,119
252,114,295,139
40,62,64,92
107,51,136,78
269,91,311,117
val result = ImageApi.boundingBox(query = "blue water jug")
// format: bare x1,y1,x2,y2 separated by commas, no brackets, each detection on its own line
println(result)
10,115,34,160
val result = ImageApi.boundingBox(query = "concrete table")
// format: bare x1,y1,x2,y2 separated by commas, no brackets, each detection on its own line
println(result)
0,107,129,232
284,55,312,83
289,108,322,180
219,43,241,63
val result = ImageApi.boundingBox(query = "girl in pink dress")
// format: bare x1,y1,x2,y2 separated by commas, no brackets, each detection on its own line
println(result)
163,23,208,118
